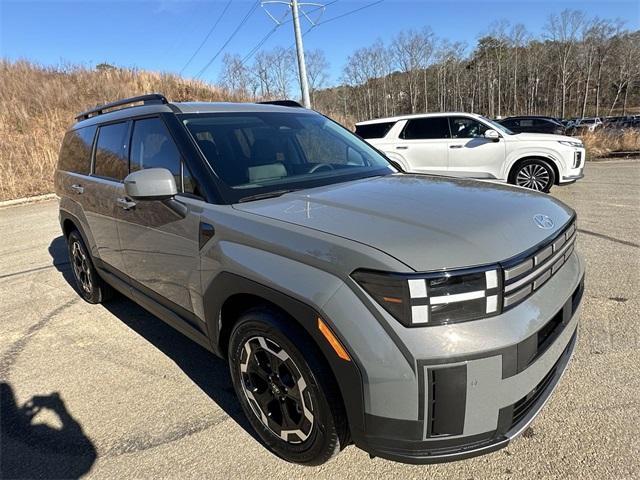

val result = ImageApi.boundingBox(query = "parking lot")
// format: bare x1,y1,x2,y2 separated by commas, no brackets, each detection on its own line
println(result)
1,160,638,479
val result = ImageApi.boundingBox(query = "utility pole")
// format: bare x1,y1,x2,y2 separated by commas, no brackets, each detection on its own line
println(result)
261,1,326,108
291,0,311,108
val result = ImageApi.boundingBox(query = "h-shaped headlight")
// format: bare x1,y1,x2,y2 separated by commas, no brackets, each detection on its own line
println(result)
352,267,502,327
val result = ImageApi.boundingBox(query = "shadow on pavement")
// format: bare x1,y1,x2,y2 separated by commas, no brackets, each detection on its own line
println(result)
0,382,97,479
48,236,259,443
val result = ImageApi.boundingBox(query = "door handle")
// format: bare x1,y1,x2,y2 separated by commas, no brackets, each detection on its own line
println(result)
396,146,408,150
116,197,136,210
70,184,84,194
449,145,463,149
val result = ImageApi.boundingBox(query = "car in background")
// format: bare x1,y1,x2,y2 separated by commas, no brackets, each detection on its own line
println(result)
571,117,603,133
356,112,585,192
498,116,566,135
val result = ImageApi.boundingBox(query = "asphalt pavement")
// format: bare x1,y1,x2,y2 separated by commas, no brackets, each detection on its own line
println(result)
1,160,638,479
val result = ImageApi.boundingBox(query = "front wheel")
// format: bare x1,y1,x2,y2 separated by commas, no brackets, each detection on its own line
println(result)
228,309,347,465
510,159,556,192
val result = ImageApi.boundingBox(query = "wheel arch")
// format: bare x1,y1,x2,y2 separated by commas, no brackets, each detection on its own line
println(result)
59,210,94,252
507,155,560,186
203,272,365,436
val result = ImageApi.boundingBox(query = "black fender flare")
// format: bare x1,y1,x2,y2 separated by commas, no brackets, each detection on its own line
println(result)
203,271,366,437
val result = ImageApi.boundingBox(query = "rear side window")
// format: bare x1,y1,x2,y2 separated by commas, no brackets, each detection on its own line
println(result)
58,126,96,175
355,122,395,139
94,122,129,181
400,117,450,139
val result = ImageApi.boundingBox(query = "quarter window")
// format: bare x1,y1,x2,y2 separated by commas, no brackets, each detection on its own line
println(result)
449,117,489,139
94,122,129,181
400,117,450,140
58,125,96,175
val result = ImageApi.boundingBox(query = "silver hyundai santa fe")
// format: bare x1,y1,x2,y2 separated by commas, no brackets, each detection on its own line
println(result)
55,94,585,465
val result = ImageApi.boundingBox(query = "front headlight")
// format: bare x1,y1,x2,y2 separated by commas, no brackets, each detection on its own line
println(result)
352,267,502,327
558,140,583,148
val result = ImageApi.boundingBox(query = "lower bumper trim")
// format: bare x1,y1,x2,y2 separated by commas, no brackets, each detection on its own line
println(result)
358,329,577,464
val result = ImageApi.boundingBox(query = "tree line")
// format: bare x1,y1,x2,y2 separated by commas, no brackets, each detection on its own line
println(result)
218,9,640,123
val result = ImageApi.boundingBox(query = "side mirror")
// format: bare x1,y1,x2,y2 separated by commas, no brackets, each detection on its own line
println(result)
484,129,500,142
124,168,177,200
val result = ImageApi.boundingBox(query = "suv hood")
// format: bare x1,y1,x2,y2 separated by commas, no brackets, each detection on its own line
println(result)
513,132,577,143
233,175,574,272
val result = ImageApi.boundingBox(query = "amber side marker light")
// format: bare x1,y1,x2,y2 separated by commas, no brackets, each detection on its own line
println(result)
317,318,351,361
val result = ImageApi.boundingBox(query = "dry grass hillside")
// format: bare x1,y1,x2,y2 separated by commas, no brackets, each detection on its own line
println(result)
0,60,238,200
1,60,638,201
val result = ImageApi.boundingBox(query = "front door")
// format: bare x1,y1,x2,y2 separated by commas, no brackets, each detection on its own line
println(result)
392,117,450,174
446,116,506,179
116,117,201,318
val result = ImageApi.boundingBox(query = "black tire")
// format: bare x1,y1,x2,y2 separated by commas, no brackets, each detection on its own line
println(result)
228,308,348,466
67,230,113,304
509,158,556,193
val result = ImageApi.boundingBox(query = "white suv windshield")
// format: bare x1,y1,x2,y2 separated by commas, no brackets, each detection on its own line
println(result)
183,111,394,200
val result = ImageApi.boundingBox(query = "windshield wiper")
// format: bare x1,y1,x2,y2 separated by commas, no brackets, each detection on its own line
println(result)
238,189,296,203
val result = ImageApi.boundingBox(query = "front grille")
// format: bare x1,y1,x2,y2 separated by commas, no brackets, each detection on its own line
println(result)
502,219,577,310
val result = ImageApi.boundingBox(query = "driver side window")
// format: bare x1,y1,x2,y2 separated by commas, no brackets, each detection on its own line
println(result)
449,117,488,139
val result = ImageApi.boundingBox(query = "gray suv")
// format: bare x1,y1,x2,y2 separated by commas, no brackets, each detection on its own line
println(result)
55,94,585,465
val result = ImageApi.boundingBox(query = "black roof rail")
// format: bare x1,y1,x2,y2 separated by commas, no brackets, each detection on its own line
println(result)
258,100,304,108
75,93,169,121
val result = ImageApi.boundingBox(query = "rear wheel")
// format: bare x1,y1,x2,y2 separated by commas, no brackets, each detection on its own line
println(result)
67,230,113,304
510,159,556,192
228,308,347,465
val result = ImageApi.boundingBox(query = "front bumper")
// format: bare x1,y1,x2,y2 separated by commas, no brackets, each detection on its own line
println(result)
321,248,585,464
362,320,579,464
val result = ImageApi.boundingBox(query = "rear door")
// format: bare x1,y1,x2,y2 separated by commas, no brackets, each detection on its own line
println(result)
446,116,506,179
392,117,450,174
83,121,130,273
116,116,202,322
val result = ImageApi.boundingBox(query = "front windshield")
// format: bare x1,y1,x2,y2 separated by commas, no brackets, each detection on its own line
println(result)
480,116,514,135
182,111,395,200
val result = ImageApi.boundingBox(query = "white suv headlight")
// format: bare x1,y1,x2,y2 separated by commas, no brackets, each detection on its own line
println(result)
558,140,583,148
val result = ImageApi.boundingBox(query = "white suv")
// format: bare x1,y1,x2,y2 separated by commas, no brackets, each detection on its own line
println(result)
355,112,585,192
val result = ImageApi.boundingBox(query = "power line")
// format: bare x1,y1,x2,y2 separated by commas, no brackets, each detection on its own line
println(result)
316,0,384,26
241,1,338,67
194,0,262,80
179,0,233,75
241,25,280,65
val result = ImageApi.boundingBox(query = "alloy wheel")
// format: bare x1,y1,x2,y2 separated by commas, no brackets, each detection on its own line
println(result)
71,241,92,294
516,164,551,191
239,336,314,444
